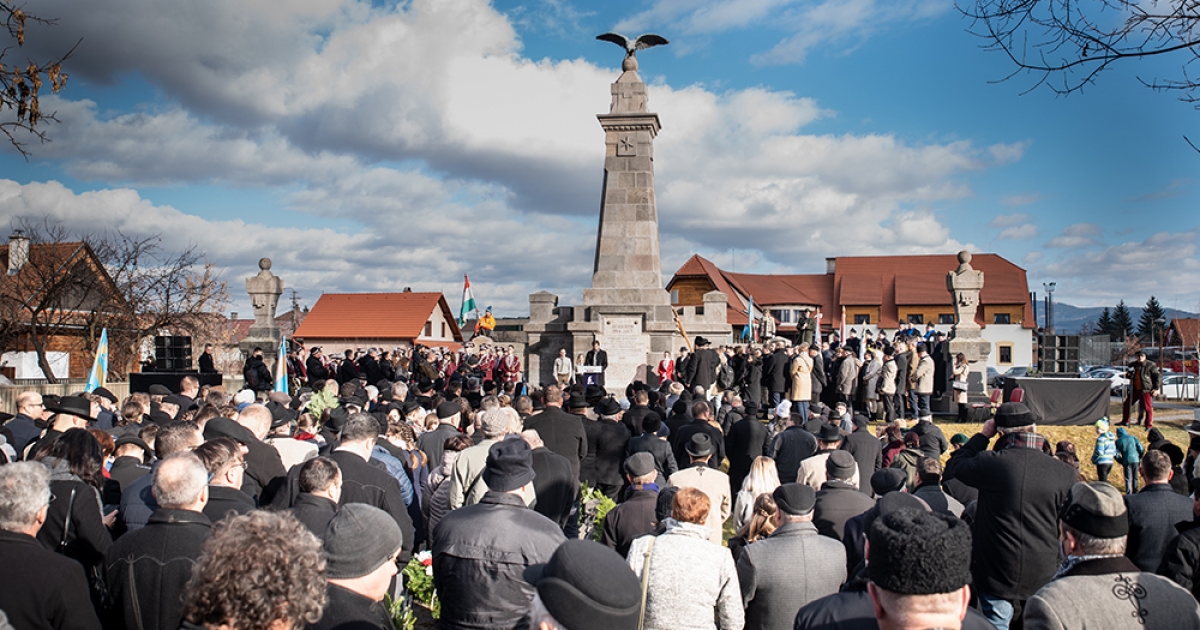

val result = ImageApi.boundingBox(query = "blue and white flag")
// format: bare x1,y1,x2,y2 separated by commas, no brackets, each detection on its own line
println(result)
274,337,289,393
85,328,108,392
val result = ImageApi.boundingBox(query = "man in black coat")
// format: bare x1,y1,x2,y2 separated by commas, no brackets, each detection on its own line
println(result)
813,451,876,542
522,385,587,482
109,436,153,491
583,398,632,500
725,402,768,494
840,415,882,495
768,413,818,483
288,457,341,539
602,453,659,557
306,347,331,384
522,431,577,529
1125,450,1194,572
242,348,274,392
685,336,720,396
416,402,465,470
893,341,911,420
227,407,288,506
105,453,213,630
943,403,1075,629
671,401,725,471
621,390,661,437
625,415,678,482
198,343,217,373
0,462,101,630
585,340,609,388
808,345,827,406
907,415,949,460
337,349,359,384
762,342,789,409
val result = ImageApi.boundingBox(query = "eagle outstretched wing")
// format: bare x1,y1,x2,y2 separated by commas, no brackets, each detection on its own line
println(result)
633,34,669,51
596,32,632,51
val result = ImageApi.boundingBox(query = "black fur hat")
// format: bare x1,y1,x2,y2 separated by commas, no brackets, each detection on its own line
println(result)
867,508,972,595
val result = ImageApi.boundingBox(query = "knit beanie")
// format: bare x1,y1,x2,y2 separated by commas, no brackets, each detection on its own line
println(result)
323,504,403,579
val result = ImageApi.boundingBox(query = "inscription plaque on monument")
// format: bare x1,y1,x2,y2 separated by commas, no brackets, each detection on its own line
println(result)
602,316,651,387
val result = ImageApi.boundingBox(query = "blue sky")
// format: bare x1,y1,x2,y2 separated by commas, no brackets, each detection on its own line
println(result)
2,0,1198,319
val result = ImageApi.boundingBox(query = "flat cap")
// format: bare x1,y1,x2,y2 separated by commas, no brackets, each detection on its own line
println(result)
1060,481,1129,538
773,483,815,516
624,452,656,478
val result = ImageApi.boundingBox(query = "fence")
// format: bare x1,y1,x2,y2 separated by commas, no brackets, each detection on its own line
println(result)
0,380,131,412
1079,335,1118,367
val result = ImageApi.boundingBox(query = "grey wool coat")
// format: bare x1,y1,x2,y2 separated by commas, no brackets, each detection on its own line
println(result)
736,520,846,630
1024,556,1200,630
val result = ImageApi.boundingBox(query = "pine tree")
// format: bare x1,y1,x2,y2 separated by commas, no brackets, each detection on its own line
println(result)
1112,301,1134,341
1138,296,1167,340
1097,307,1114,338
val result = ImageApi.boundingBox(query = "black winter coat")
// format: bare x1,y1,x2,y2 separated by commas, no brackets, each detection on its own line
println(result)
529,447,577,528
0,530,101,630
686,348,720,391
768,426,817,483
1159,519,1200,599
622,405,661,437
725,415,769,491
602,488,658,558
202,485,256,523
793,574,994,630
625,434,678,480
37,475,112,578
1125,483,1194,572
762,349,789,393
309,583,392,630
103,508,211,630
523,406,587,482
944,432,1075,600
305,356,330,382
240,438,287,506
242,356,273,392
839,430,882,495
288,493,338,539
582,419,631,488
432,492,565,630
813,481,875,542
907,420,949,459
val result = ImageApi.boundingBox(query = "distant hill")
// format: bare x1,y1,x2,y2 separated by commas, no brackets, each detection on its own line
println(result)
1050,303,1199,335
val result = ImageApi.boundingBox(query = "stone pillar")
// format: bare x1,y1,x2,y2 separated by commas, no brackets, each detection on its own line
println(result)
583,62,670,312
239,258,284,372
947,251,992,395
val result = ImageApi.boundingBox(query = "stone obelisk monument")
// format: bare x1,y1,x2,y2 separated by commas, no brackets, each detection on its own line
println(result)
525,35,729,390
946,251,992,396
239,258,284,372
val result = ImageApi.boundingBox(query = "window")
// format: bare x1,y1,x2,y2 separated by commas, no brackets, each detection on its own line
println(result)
993,313,1011,325
998,344,1013,365
906,314,924,325
770,309,792,324
670,290,679,303
441,322,447,337
854,314,870,325
939,314,955,325
424,322,432,337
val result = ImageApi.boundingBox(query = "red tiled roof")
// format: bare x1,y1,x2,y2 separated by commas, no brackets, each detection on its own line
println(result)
1174,318,1200,347
293,293,463,342
839,274,882,305
668,253,1034,330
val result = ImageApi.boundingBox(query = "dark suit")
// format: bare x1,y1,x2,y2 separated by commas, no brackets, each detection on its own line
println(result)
198,351,216,373
585,349,609,387
529,446,577,528
523,406,587,482
685,347,719,392
626,433,678,480
768,426,817,483
814,480,876,542
840,429,882,495
1125,483,1194,572
582,419,631,499
762,349,789,405
725,414,769,494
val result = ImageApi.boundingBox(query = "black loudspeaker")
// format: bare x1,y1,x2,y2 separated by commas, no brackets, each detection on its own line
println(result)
1040,334,1080,377
155,336,193,372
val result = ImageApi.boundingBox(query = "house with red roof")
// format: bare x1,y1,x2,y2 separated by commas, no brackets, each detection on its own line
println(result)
667,253,1036,369
292,291,463,357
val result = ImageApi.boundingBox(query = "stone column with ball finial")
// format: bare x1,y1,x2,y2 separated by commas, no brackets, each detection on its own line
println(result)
946,251,992,396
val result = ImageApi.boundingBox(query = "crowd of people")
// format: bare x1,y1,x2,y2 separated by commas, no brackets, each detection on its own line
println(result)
1,332,1200,630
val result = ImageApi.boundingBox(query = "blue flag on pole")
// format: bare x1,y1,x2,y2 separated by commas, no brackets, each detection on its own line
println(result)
85,328,108,393
741,296,755,341
274,338,289,393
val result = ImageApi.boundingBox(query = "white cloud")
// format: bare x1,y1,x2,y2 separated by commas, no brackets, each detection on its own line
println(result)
998,223,1038,240
1046,223,1103,248
1042,230,1200,305
6,0,1019,312
990,213,1031,228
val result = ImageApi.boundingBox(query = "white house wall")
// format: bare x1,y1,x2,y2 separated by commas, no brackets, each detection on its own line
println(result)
981,325,1034,369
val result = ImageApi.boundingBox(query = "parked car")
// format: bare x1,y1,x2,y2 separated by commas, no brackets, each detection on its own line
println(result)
1085,368,1129,395
987,367,1000,389
1160,373,1198,400
993,366,1031,390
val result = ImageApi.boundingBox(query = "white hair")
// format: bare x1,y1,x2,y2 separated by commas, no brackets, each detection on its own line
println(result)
0,462,51,532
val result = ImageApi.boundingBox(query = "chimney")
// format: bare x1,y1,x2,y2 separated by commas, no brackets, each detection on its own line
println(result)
7,231,30,276
230,312,239,321
825,258,836,275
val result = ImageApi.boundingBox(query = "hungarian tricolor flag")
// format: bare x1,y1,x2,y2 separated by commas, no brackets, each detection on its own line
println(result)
459,275,477,327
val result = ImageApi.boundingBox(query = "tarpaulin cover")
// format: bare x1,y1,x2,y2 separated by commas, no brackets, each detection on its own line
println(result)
1003,377,1111,426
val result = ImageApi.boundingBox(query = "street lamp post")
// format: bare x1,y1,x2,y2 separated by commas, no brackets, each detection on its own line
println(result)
1042,282,1056,334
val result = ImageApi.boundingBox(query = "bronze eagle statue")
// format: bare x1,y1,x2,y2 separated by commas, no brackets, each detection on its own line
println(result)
596,32,670,58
